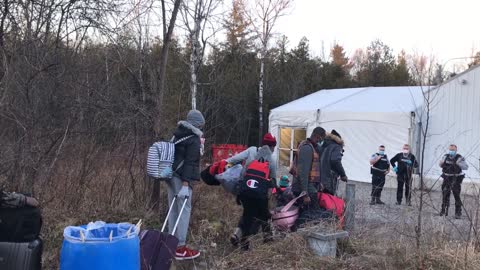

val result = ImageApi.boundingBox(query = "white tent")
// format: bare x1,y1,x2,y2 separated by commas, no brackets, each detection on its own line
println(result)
422,65,480,183
269,86,426,183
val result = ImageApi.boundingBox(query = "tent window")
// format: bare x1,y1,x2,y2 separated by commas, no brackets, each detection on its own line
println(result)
278,128,307,167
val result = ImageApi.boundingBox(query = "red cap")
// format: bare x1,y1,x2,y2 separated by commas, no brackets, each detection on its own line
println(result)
262,133,277,147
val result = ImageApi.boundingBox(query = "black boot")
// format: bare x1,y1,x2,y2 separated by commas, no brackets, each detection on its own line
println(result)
370,197,377,205
376,197,385,205
240,238,250,251
440,205,449,216
455,207,462,219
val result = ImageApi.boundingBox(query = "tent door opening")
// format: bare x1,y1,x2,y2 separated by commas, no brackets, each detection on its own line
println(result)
278,127,307,168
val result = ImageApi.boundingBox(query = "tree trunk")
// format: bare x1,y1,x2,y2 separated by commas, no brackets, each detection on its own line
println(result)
190,53,198,110
153,0,182,135
189,18,202,110
258,48,266,144
188,0,204,110
0,0,9,48
150,0,183,211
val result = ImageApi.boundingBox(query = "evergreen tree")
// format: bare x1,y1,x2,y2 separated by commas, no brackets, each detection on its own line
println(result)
356,39,396,86
392,50,412,85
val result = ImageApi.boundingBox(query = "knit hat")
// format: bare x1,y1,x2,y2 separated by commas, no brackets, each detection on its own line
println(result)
279,175,289,187
262,133,277,147
187,110,205,128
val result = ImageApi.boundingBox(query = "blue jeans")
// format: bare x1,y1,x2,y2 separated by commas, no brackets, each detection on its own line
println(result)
166,177,192,247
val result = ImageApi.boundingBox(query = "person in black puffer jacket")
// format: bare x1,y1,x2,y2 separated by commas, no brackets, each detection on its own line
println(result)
167,110,204,261
319,130,348,195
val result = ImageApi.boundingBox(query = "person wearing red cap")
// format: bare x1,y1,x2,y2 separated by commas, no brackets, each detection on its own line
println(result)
225,133,277,249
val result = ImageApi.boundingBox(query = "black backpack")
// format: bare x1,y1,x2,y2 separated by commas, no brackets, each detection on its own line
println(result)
0,206,42,242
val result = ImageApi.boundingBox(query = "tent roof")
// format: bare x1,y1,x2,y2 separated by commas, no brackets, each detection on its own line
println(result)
271,86,428,113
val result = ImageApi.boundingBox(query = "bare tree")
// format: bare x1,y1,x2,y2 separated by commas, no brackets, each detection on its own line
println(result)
154,0,182,133
410,54,440,265
150,0,183,210
181,0,223,110
248,0,291,142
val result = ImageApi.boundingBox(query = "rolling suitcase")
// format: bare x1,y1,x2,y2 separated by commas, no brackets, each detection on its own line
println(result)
140,195,189,270
0,239,43,270
0,206,42,242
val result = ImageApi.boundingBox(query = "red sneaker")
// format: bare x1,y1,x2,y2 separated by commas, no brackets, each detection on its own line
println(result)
175,246,200,260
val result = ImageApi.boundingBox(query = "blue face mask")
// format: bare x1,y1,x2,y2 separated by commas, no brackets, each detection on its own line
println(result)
449,150,456,156
378,151,385,155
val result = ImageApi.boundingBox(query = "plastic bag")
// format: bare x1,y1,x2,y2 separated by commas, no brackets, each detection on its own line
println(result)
215,164,243,194
63,221,139,242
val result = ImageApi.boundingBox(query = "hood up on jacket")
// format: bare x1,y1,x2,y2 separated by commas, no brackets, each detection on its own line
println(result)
325,132,344,146
174,121,203,138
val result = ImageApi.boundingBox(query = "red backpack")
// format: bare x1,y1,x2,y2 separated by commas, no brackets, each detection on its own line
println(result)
317,192,345,228
240,159,273,198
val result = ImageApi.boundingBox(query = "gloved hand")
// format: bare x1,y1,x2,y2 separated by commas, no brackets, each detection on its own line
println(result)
178,185,190,198
340,175,348,182
393,166,398,173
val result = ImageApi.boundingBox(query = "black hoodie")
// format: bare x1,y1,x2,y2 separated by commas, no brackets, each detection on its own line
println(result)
172,121,202,182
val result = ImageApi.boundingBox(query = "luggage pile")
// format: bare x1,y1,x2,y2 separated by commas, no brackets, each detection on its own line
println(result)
0,202,43,270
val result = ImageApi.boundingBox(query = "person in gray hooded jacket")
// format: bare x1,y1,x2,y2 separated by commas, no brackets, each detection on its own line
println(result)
318,129,348,195
167,109,204,260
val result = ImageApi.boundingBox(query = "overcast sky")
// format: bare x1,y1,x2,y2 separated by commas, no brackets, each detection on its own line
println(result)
274,0,479,70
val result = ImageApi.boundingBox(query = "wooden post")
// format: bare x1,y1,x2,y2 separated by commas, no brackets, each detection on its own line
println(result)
345,183,356,231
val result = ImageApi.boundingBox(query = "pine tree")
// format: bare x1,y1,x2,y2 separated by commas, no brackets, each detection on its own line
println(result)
224,0,252,53
392,50,412,85
355,39,396,86
331,44,351,71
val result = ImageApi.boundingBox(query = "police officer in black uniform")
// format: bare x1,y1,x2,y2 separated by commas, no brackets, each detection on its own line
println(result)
390,144,418,206
369,145,390,205
439,144,469,219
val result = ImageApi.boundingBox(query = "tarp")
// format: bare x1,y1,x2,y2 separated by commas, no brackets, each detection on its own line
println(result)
269,86,426,183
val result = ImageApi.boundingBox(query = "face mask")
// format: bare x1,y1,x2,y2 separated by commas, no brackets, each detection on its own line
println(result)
449,150,456,156
402,149,409,154
317,141,324,148
378,151,385,155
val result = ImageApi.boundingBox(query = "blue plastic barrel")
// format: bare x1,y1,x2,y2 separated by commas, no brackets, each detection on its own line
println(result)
60,221,140,270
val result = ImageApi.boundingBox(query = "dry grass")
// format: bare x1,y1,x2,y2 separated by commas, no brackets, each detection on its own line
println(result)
4,152,480,270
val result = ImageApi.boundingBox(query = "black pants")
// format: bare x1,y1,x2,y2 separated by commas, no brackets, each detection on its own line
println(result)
397,173,411,203
371,174,386,199
441,176,463,215
238,195,271,244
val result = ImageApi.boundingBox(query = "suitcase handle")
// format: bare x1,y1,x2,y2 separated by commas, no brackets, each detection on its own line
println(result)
160,195,190,235
280,191,306,213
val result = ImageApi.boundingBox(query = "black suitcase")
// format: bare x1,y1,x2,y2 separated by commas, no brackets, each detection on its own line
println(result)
0,239,43,270
0,206,42,242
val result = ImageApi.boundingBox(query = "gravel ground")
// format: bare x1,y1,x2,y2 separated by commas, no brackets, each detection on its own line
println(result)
337,179,478,242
